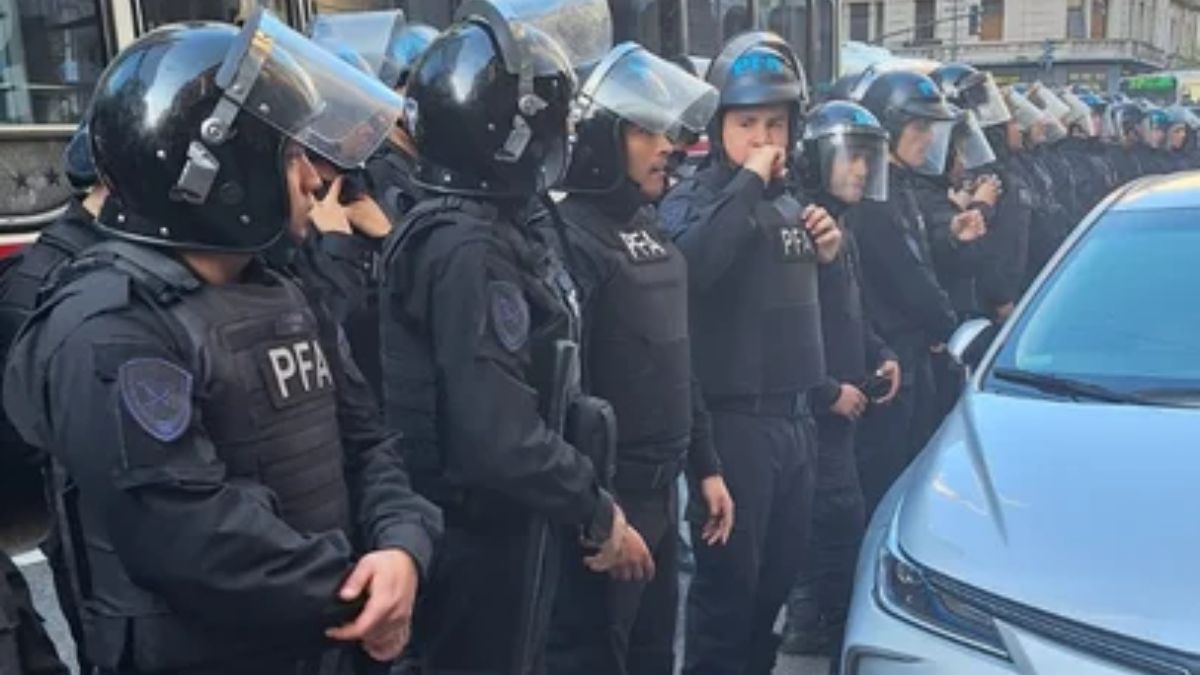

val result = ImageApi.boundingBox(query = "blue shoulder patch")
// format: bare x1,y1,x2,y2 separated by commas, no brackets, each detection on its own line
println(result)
118,358,193,443
489,280,530,353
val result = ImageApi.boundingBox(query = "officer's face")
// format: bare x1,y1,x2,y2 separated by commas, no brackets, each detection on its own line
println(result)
1170,125,1189,150
721,104,790,167
1005,119,1024,152
896,119,933,167
624,124,674,201
285,142,323,239
828,150,869,204
1148,127,1166,148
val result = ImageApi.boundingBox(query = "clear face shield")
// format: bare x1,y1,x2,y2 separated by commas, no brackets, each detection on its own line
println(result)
952,109,997,172
1059,90,1097,137
898,116,955,176
818,130,888,203
214,9,405,168
1028,83,1071,123
308,10,408,88
1139,112,1170,148
1006,88,1064,145
575,43,718,146
958,72,1011,128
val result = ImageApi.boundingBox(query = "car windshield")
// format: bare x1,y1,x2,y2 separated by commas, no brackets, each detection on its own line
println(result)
989,208,1200,405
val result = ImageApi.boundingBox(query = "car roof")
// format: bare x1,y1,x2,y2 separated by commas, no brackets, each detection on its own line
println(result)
1107,171,1200,212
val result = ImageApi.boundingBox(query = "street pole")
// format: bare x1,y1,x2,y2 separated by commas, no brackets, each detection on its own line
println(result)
952,0,961,61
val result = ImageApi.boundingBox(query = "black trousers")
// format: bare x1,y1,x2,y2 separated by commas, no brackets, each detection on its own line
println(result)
785,415,866,637
683,405,816,675
408,520,561,675
856,345,935,515
0,551,68,675
545,483,679,675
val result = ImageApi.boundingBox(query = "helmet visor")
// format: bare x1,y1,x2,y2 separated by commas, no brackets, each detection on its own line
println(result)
953,110,997,170
1060,90,1097,136
1029,84,1071,121
578,43,718,145
818,131,888,202
221,10,404,168
1005,88,1043,131
959,72,1011,127
900,117,955,176
308,10,407,87
457,0,612,72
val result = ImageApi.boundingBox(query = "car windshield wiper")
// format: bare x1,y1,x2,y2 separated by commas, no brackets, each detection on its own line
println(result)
992,367,1149,405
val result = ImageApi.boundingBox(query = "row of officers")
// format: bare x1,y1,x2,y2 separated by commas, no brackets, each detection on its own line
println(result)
0,1,1195,674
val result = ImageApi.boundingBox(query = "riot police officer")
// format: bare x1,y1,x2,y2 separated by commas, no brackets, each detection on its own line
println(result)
377,2,653,672
1164,104,1200,169
3,13,442,673
780,100,899,659
539,43,732,675
848,70,961,512
659,31,842,675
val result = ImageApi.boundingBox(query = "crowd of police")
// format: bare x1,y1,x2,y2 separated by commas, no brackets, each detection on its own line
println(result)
0,1,1197,674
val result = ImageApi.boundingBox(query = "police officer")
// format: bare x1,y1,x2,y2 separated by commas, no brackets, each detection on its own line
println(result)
3,13,442,674
659,31,842,675
539,43,733,675
848,70,961,512
378,2,653,673
307,13,438,400
780,100,899,659
1164,105,1200,169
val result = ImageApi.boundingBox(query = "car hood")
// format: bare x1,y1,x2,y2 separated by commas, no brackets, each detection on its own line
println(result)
898,390,1200,654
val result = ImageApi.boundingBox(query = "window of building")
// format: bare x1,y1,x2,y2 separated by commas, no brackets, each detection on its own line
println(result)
981,0,1004,40
849,3,870,41
139,0,292,31
914,0,936,42
1,0,106,124
875,2,885,40
1091,0,1107,38
1066,0,1086,38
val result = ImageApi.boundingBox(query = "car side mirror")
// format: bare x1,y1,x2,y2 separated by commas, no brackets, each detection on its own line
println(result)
948,318,994,369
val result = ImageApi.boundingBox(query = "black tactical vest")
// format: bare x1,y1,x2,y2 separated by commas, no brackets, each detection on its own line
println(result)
689,183,826,399
37,242,351,671
818,227,869,383
559,200,692,455
380,196,579,483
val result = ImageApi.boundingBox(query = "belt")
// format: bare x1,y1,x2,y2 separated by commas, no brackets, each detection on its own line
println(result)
707,392,810,417
614,455,685,492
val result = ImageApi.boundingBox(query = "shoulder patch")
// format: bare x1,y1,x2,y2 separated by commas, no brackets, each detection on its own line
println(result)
118,358,193,443
489,280,530,353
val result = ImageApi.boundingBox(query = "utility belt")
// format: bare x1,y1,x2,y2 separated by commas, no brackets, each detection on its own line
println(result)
707,391,810,418
614,453,686,492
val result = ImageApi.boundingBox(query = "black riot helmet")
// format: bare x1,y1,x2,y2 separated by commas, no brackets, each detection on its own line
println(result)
801,100,888,203
388,23,439,89
704,31,809,149
826,72,864,103
929,63,1011,129
63,120,97,191
89,11,404,252
858,70,957,176
562,42,718,194
405,0,613,198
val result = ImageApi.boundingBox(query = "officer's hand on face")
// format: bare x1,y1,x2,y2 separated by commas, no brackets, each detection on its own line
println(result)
877,360,902,405
326,549,420,662
950,209,987,243
700,475,735,546
309,176,353,236
343,194,393,239
831,383,868,420
744,145,787,185
804,206,842,263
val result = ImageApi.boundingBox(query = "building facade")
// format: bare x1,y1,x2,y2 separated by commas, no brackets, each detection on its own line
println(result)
842,0,1200,91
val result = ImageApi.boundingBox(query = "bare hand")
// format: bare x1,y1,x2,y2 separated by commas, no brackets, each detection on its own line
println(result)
744,146,787,184
803,206,842,263
950,209,987,243
606,526,656,582
830,383,868,420
876,360,902,405
344,194,393,239
972,175,1001,207
581,503,628,573
326,549,420,662
948,187,973,210
309,176,353,235
700,476,734,546
930,343,948,354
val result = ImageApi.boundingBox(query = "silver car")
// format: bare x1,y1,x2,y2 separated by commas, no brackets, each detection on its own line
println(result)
841,172,1200,674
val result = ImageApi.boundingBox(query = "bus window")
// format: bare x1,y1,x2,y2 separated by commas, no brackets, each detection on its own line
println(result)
139,0,291,32
1,0,105,124
611,0,663,53
314,0,404,11
313,1,459,28
688,0,750,57
760,0,808,67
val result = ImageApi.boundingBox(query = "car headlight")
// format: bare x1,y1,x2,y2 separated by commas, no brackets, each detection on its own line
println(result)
877,545,1010,659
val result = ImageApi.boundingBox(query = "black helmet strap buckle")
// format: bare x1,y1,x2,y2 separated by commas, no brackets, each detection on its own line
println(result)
172,12,270,206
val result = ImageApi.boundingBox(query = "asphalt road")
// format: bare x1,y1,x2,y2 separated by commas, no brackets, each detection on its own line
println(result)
11,546,832,675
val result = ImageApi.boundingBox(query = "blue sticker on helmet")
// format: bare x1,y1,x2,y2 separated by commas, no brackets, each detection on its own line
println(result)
731,53,786,78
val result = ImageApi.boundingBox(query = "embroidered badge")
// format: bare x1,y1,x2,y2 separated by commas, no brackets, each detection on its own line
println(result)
118,358,193,443
489,280,530,353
